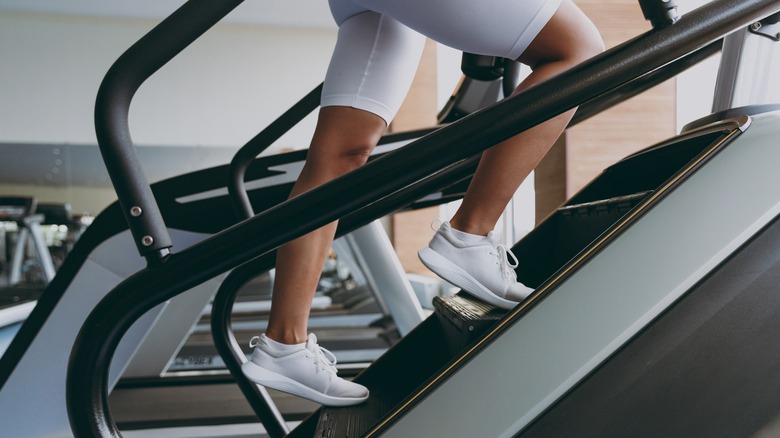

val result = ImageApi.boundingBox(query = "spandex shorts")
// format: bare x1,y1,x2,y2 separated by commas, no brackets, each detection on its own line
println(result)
322,0,563,124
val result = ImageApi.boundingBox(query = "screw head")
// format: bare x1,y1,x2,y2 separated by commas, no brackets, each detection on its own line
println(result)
141,236,154,246
130,206,142,217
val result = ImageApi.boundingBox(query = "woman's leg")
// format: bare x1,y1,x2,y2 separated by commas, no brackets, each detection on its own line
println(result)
418,0,603,309
263,10,424,346
265,106,386,345
240,106,386,406
450,0,604,235
242,11,425,407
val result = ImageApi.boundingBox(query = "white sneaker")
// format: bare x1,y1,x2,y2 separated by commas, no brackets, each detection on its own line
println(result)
418,221,533,309
241,333,369,406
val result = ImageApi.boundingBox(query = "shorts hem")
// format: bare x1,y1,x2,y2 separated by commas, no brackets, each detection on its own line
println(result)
321,94,395,125
505,0,563,59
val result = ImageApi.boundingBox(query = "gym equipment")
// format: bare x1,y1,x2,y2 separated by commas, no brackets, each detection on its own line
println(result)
65,0,780,436
5,0,779,436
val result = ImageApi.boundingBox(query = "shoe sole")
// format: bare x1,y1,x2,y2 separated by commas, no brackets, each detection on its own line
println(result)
418,247,521,310
241,361,369,407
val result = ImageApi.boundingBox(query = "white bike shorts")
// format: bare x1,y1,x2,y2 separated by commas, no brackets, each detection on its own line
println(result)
322,0,562,124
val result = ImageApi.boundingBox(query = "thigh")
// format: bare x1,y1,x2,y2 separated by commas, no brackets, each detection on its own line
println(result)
321,10,426,125
352,0,562,59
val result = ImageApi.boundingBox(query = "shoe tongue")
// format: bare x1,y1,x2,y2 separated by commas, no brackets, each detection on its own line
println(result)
305,333,319,353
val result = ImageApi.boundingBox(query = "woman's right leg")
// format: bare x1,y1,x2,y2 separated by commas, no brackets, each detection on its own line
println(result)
417,0,604,309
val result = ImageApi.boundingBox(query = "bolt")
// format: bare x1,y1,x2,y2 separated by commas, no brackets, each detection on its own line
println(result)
130,206,142,217
751,22,762,31
141,236,154,246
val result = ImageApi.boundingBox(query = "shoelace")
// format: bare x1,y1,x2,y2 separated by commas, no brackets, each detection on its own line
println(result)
306,343,339,374
250,335,339,374
493,243,519,281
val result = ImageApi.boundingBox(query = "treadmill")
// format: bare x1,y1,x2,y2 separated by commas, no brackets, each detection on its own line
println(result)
0,196,57,355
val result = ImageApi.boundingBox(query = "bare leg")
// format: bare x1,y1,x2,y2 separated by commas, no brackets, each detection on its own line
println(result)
450,0,604,236
265,106,386,344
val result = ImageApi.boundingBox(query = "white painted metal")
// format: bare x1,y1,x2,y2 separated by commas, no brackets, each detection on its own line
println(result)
344,220,426,336
0,228,211,438
712,27,780,112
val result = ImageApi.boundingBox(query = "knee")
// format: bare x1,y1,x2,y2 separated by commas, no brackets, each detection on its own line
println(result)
334,145,374,171
558,3,605,64
308,142,374,174
570,24,605,63
545,22,604,68
519,1,605,70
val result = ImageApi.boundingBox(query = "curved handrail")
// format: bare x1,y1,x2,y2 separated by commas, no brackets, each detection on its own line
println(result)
209,253,289,437
68,0,780,436
227,84,323,219
94,0,243,261
218,83,323,436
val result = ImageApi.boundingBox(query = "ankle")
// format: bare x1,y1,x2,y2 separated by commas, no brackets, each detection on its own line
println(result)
448,217,493,237
447,225,488,244
264,329,308,345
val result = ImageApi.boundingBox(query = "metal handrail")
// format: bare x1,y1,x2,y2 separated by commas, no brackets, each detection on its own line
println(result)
227,84,323,219
67,0,780,436
570,39,722,124
209,253,289,437
94,0,243,262
217,82,323,436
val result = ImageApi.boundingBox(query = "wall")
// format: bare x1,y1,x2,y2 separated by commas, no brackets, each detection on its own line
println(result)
0,10,337,214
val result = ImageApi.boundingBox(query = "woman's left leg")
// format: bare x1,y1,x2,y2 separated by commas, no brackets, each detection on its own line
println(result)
418,0,604,309
451,0,605,236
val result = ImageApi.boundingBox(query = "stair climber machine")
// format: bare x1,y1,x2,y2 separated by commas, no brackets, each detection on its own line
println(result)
0,4,534,437
3,0,776,436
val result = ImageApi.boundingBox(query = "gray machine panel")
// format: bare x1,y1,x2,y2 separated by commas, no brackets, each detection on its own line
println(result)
384,111,780,438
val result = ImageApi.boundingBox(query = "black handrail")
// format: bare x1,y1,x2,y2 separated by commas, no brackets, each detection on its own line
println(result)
68,0,780,436
209,253,289,437
94,0,243,262
227,84,323,219
570,39,722,125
